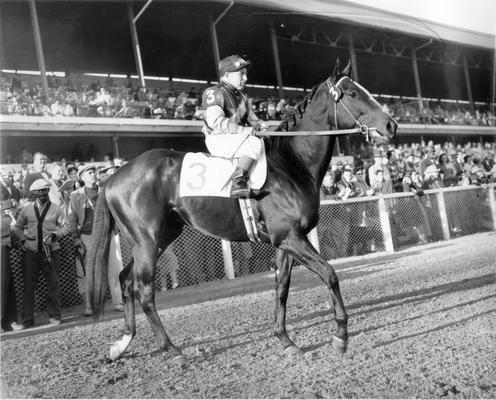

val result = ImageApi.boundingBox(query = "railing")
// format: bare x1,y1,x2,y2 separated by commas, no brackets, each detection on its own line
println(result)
8,183,496,315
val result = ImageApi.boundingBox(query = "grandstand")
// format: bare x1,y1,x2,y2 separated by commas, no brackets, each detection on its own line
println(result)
1,0,495,161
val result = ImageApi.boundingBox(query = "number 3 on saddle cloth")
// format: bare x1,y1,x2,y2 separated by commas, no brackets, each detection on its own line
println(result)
179,142,267,198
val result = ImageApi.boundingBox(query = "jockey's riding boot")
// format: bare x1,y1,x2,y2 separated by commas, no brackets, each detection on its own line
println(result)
230,156,256,198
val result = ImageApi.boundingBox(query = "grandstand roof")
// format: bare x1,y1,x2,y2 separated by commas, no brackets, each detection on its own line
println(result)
230,0,495,50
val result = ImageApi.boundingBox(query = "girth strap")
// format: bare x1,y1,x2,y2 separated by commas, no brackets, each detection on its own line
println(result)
239,198,260,243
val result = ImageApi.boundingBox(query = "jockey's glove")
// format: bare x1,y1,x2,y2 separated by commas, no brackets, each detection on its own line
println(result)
253,121,268,132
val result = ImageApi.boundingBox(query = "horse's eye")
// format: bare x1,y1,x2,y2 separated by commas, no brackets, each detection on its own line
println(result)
348,90,357,98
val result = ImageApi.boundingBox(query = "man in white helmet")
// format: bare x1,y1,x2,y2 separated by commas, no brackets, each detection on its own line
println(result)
201,55,267,198
13,178,69,329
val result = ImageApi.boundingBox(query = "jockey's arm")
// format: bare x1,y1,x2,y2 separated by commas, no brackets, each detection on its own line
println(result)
246,108,268,131
203,105,254,136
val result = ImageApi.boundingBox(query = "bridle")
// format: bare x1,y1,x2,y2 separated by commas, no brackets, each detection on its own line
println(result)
256,77,383,138
326,77,373,142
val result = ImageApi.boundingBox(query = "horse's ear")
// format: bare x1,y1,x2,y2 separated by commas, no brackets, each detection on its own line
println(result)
342,60,352,77
331,58,342,81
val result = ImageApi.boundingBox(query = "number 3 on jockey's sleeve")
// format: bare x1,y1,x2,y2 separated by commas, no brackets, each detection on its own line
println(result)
202,87,224,108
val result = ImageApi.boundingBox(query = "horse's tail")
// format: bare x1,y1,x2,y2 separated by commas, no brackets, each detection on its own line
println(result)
87,186,113,318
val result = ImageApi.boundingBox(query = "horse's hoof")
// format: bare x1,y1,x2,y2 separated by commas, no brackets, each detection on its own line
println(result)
332,335,348,354
171,354,187,366
283,345,302,356
109,344,122,361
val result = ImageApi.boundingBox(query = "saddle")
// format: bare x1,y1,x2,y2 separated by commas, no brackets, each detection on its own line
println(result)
179,151,268,242
179,151,267,198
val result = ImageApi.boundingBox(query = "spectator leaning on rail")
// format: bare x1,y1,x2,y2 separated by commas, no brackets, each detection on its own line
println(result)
201,55,268,198
13,179,69,329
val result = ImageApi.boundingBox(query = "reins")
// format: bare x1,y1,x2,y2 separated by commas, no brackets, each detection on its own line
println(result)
256,127,375,137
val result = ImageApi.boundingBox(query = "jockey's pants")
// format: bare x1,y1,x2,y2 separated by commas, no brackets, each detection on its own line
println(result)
205,134,263,160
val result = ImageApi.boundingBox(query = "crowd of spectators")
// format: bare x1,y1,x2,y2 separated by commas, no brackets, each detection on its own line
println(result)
323,140,496,202
1,73,495,126
320,140,496,255
0,150,188,332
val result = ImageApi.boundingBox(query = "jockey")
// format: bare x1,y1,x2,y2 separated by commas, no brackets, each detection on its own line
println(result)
202,55,267,198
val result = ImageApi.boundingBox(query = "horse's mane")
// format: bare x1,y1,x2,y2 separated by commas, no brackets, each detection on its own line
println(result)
274,85,319,134
264,85,320,189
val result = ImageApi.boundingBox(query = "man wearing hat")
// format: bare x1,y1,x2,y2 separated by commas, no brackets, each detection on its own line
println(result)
1,169,20,206
13,178,69,328
368,147,390,188
336,163,359,201
68,165,123,315
201,55,268,198
23,152,51,201
422,164,444,189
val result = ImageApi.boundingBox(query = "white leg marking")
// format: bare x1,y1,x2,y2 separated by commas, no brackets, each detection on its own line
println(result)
109,334,133,361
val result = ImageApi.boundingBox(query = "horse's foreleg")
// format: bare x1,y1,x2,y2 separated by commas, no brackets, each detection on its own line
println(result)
109,260,135,361
281,233,348,353
273,249,300,354
135,245,186,365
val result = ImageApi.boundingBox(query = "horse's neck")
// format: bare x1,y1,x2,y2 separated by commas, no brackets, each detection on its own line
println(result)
292,92,335,186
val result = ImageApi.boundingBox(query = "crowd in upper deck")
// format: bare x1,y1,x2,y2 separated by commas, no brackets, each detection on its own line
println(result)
1,73,494,126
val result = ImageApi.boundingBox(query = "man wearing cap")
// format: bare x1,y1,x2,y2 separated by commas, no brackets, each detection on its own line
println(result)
68,165,123,315
13,178,69,328
201,55,268,198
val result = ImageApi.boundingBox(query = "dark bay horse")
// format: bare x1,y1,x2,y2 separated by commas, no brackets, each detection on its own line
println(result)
87,59,397,364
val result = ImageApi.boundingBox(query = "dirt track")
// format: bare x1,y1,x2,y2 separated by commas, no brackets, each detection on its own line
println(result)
1,232,495,399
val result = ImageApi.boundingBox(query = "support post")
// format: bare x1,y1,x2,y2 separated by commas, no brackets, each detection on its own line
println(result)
112,133,120,159
346,135,352,155
270,20,284,99
209,2,233,82
412,50,423,110
436,192,451,240
210,14,221,82
28,0,49,100
488,185,496,231
348,32,359,82
463,55,475,113
335,137,341,155
127,3,146,88
378,197,394,253
221,240,235,279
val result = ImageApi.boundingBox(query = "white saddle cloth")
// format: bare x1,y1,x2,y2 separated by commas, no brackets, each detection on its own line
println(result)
179,145,267,198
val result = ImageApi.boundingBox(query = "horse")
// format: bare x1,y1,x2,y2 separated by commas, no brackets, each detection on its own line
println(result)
87,59,397,364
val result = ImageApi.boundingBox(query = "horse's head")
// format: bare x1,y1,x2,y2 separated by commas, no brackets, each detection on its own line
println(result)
326,58,397,145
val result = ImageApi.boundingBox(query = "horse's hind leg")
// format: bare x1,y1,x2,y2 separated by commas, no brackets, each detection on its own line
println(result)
109,259,135,361
134,240,185,364
273,249,300,355
281,233,348,353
